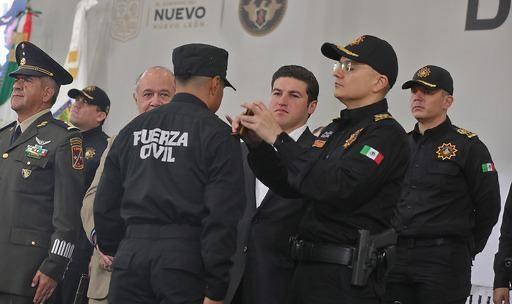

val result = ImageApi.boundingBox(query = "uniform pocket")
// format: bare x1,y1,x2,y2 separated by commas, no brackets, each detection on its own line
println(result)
10,227,51,249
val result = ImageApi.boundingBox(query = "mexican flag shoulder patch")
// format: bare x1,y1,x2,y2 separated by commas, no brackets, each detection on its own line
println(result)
360,145,384,165
482,163,496,173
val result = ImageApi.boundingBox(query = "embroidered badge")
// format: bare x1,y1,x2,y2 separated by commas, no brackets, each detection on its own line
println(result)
360,145,384,165
21,168,31,179
456,128,476,138
482,163,496,173
320,130,333,139
36,121,48,128
312,139,326,148
20,57,26,66
417,67,431,78
70,137,84,170
343,128,363,149
35,137,51,146
349,36,365,46
25,144,48,159
374,113,393,122
436,143,458,160
85,147,96,160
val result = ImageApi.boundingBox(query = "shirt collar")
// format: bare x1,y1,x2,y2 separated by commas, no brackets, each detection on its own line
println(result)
82,125,103,137
17,108,51,133
412,116,452,140
287,124,307,142
171,93,208,109
339,99,389,124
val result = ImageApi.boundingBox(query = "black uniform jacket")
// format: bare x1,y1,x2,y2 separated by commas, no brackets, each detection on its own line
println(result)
0,112,84,297
393,118,500,256
495,184,512,288
83,125,108,190
94,93,245,300
248,99,409,245
225,129,315,304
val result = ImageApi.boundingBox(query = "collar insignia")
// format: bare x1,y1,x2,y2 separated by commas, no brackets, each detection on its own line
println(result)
343,128,363,149
436,142,457,160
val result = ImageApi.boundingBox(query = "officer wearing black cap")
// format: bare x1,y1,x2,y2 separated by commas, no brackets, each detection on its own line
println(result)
384,65,500,304
230,35,409,303
94,43,245,304
54,86,110,304
0,41,84,304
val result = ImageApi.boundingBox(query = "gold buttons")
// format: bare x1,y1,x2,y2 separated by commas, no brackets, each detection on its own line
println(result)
31,241,36,246
2,153,7,159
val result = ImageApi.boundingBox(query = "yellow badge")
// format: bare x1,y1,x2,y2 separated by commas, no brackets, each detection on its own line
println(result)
85,147,96,160
312,139,326,148
349,36,365,46
21,168,31,179
417,67,431,78
20,57,26,66
36,121,48,128
436,143,458,160
343,128,363,149
456,128,477,138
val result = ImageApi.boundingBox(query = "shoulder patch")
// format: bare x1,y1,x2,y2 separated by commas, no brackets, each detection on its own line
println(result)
374,113,393,122
70,137,84,170
49,118,79,131
455,127,477,139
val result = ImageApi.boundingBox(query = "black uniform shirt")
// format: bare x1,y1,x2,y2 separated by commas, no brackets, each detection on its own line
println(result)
248,99,409,245
82,125,108,189
94,93,245,300
494,183,512,288
393,117,500,255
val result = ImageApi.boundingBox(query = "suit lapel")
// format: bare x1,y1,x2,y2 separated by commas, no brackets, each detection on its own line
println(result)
241,144,257,215
6,113,51,152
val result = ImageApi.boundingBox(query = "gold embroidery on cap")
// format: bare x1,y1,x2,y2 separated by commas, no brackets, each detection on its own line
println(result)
417,67,431,78
335,45,359,57
349,36,365,46
416,79,436,88
20,58,26,65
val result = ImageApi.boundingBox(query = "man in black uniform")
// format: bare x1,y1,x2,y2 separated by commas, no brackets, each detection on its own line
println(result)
0,41,84,304
55,85,110,304
494,184,512,304
94,44,245,304
231,35,409,303
225,65,319,304
385,65,501,304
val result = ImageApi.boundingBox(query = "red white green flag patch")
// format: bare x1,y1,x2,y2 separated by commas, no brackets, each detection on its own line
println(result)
482,163,496,172
360,145,384,165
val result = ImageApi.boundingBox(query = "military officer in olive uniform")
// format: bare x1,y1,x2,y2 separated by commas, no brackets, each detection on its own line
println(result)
55,86,110,304
0,41,85,304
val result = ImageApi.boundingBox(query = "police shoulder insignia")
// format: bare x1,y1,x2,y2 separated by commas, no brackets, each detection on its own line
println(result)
374,113,393,122
70,137,84,170
456,127,477,139
436,142,458,160
85,147,96,160
343,128,364,149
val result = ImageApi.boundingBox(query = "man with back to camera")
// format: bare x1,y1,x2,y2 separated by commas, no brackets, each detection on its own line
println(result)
384,65,500,304
93,44,245,304
225,65,318,304
230,35,409,304
0,41,84,304
80,66,175,303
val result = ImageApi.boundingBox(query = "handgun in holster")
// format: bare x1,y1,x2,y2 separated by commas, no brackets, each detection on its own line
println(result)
73,273,90,304
351,229,397,286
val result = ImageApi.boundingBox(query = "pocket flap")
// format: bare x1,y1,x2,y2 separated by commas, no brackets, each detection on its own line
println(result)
10,227,51,248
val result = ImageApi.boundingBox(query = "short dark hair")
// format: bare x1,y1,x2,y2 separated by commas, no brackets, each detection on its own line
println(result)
271,65,319,104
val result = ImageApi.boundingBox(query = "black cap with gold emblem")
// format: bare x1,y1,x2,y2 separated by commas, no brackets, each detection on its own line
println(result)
8,41,73,85
172,43,235,90
402,65,453,95
68,85,111,114
321,35,399,89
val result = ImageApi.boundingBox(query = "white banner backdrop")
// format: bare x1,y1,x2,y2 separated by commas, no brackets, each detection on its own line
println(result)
18,0,512,287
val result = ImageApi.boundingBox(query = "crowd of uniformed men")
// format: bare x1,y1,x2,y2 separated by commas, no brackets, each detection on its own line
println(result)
0,35,511,304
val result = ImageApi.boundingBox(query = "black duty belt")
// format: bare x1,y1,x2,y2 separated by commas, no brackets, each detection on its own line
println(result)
125,224,201,239
397,236,464,248
289,237,354,266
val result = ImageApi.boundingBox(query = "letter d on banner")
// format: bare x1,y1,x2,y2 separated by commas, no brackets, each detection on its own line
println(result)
465,0,510,30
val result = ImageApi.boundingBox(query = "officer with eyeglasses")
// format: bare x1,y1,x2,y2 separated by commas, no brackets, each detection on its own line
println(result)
230,35,409,303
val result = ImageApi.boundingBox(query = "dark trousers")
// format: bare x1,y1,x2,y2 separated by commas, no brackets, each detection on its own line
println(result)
384,243,472,304
108,226,204,304
286,262,381,304
0,293,55,304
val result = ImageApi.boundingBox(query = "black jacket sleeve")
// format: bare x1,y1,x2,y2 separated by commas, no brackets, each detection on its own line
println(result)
494,183,512,288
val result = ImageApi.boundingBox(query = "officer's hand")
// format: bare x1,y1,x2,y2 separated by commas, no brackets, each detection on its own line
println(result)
96,245,114,271
226,112,262,146
203,297,223,304
31,271,57,304
238,101,283,145
494,287,510,304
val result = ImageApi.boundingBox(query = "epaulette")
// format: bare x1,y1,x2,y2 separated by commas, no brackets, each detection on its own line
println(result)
50,118,80,131
454,126,477,139
374,113,393,122
0,121,16,132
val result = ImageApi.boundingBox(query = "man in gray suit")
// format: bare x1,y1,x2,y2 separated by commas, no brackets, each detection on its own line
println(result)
225,65,319,304
0,41,84,304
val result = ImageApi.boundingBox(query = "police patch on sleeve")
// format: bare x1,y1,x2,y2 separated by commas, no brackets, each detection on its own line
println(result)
70,137,84,170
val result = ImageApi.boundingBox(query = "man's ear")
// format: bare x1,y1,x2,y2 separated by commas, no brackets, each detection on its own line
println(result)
373,74,389,93
41,85,54,105
307,100,318,116
443,94,454,111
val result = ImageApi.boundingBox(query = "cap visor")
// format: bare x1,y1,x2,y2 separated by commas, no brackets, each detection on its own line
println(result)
321,42,360,62
224,78,236,91
67,88,82,99
9,67,47,78
401,80,437,90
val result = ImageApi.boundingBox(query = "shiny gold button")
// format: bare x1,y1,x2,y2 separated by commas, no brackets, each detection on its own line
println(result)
2,153,7,159
27,161,31,165
31,241,36,246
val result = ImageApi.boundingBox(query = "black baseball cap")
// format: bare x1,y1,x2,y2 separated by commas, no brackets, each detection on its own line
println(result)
402,65,453,95
68,85,111,113
321,35,398,89
9,41,73,85
172,43,235,90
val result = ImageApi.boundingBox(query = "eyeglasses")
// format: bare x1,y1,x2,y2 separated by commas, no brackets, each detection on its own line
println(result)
332,60,353,74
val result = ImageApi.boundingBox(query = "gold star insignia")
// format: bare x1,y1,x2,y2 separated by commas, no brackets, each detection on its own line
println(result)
349,36,365,46
417,67,431,78
436,142,458,160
